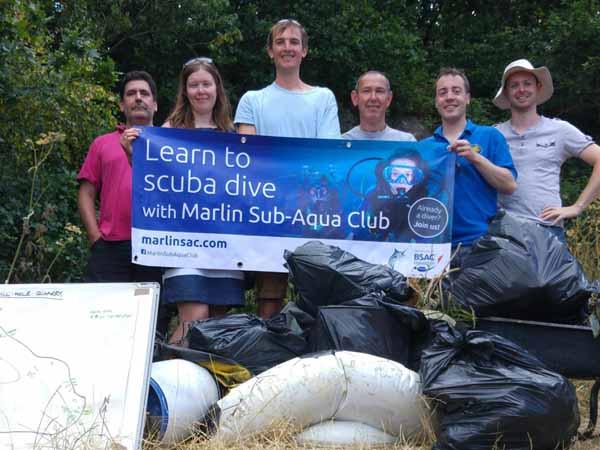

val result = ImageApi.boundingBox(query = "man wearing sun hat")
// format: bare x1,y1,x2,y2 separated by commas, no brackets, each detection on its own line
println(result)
494,59,600,237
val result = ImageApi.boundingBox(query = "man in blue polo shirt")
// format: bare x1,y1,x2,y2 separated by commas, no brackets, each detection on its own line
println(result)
422,68,517,260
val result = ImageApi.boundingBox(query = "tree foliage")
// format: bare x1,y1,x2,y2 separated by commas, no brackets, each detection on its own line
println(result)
0,0,116,282
54,0,243,124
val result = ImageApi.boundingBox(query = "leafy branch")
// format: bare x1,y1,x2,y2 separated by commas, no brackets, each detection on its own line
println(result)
4,132,65,284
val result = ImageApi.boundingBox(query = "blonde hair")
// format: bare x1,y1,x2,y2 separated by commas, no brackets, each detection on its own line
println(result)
165,60,234,131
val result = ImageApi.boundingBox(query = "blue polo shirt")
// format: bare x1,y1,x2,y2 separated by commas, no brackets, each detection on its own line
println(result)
421,120,517,246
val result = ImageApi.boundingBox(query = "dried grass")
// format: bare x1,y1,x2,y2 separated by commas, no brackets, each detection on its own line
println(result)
567,200,600,279
144,395,599,450
571,380,600,450
143,428,431,450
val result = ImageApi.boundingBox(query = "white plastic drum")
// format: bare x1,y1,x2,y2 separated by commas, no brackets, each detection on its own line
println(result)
146,359,219,445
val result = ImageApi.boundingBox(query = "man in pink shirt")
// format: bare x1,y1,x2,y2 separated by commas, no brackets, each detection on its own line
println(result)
77,71,160,283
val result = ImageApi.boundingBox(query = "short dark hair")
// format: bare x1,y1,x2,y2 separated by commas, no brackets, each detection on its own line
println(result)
435,67,470,93
119,71,157,99
267,19,308,50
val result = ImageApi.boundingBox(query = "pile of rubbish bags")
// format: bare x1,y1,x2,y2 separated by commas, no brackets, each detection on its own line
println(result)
283,240,413,314
153,239,583,449
187,313,307,375
421,321,579,450
443,211,597,323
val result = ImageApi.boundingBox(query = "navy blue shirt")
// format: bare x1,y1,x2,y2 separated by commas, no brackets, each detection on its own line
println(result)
422,120,517,245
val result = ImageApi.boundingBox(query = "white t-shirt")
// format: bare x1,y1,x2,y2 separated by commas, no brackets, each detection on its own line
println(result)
234,82,340,138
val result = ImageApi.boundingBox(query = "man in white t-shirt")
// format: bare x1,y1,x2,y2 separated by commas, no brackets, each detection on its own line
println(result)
234,19,341,318
493,59,600,238
343,70,416,142
235,19,340,138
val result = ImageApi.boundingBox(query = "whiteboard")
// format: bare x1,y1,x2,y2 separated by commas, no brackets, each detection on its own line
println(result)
0,283,159,450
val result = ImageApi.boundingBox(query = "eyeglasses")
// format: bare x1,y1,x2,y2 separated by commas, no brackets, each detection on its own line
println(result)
183,57,214,68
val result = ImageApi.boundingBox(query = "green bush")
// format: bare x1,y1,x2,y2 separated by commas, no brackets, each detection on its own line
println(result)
0,1,117,283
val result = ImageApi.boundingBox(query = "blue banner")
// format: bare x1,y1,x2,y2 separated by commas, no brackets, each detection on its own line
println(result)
132,128,455,277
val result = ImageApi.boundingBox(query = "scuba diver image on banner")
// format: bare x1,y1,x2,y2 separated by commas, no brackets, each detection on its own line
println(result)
346,148,445,242
365,150,428,240
296,164,344,238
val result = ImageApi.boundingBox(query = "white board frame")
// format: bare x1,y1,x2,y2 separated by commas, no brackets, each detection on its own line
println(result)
0,283,159,450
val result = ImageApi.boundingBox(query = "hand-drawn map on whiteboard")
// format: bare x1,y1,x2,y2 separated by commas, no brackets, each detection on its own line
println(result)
0,283,159,450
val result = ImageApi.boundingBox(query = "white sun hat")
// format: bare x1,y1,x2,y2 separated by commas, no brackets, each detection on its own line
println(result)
493,59,554,110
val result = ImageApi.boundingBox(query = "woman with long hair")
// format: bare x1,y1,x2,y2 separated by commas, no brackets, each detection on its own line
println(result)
162,57,243,343
164,57,234,131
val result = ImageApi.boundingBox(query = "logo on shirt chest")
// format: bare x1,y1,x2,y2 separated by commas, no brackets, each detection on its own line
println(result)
536,140,556,148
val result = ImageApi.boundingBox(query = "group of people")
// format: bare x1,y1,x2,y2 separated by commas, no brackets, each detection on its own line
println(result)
77,19,600,343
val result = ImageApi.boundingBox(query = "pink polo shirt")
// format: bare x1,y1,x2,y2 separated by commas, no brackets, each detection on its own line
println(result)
77,125,133,241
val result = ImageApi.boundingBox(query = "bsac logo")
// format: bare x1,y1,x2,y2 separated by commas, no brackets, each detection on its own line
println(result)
413,252,443,272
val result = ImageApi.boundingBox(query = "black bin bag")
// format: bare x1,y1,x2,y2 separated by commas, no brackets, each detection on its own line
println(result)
444,211,592,323
284,240,412,316
420,325,580,450
309,293,428,368
188,313,307,375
